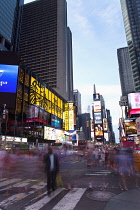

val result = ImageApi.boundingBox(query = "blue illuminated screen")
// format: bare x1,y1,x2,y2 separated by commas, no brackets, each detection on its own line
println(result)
0,64,18,93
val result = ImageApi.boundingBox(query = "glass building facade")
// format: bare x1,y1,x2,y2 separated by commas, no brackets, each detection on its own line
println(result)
0,0,24,51
120,0,140,92
117,47,135,96
20,0,73,101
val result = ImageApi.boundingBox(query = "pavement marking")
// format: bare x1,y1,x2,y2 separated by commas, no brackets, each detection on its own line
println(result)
0,182,47,208
24,188,64,210
85,170,111,176
0,178,21,188
52,188,86,210
85,173,109,176
0,191,35,208
12,179,32,187
0,178,7,182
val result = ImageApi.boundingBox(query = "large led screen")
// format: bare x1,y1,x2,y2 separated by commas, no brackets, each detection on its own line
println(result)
94,124,103,136
93,101,101,113
0,64,18,93
94,112,102,124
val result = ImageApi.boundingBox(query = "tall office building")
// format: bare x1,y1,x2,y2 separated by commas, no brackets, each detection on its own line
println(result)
20,0,73,101
120,0,140,91
67,27,74,102
73,89,82,115
0,0,24,51
117,47,135,96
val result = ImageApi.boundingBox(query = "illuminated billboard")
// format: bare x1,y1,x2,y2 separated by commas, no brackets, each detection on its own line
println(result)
93,101,101,113
51,115,61,128
103,118,108,131
64,103,74,131
124,122,137,136
93,93,100,101
136,117,140,135
0,64,18,93
94,112,102,124
128,93,140,115
94,124,103,136
30,76,63,119
44,127,56,140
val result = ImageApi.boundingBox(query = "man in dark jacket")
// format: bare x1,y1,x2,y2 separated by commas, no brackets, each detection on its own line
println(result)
43,147,59,194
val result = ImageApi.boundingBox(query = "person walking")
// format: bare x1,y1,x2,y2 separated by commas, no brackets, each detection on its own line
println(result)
43,147,59,195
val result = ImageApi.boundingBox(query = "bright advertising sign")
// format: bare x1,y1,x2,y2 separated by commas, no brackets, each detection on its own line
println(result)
124,122,137,136
30,77,63,119
90,119,94,132
64,103,74,131
128,93,140,109
94,124,103,136
93,93,100,101
103,118,108,131
136,117,140,135
69,103,74,130
44,127,56,140
94,112,102,124
0,64,18,93
93,101,101,113
44,127,65,141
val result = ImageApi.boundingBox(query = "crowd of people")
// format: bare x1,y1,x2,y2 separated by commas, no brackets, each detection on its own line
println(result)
0,144,140,193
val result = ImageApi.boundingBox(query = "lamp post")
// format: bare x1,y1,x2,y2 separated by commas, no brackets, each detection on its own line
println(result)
3,104,8,149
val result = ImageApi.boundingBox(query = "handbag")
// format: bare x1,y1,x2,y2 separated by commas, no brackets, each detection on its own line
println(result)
56,173,63,188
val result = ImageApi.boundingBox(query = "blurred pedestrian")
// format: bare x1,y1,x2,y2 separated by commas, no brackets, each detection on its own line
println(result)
43,147,59,195
115,148,134,190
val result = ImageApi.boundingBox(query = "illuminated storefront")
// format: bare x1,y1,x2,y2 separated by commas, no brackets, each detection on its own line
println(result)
64,103,74,131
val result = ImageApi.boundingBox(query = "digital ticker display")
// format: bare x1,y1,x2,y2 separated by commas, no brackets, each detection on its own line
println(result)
0,64,18,93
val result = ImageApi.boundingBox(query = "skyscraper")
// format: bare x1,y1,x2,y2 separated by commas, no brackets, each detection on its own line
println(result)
73,89,82,115
19,0,73,101
120,0,140,91
117,47,135,96
0,0,24,51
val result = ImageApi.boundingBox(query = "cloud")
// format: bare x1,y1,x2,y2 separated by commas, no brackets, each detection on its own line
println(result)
94,3,122,27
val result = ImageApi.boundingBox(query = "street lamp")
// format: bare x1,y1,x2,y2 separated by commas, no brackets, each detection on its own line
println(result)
3,104,8,149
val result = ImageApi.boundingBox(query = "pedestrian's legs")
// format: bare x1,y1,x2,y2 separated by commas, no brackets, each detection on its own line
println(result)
51,171,57,191
47,172,51,194
121,175,128,190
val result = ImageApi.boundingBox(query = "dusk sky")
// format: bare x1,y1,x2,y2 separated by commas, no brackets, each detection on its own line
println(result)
24,0,127,142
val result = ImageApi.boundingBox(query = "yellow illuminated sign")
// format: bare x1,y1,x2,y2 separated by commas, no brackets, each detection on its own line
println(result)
64,103,74,131
30,77,64,119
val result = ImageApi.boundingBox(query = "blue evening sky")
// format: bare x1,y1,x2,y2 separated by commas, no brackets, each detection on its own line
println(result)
24,0,127,142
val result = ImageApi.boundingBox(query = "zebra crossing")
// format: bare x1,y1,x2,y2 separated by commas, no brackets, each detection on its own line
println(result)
85,169,112,176
0,178,87,210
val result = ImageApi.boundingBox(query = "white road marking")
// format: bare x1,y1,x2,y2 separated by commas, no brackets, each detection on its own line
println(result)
85,173,109,176
12,179,32,187
85,170,111,176
0,181,47,208
52,188,86,210
0,178,21,187
25,188,64,210
0,178,7,182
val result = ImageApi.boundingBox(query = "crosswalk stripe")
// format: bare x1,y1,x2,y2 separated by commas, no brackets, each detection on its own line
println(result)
0,191,35,208
24,188,64,210
0,178,7,182
12,179,32,187
0,182,47,208
52,188,86,210
0,178,21,188
85,170,111,176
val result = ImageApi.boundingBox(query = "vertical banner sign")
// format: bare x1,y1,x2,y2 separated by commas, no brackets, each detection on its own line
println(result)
69,103,74,130
136,117,140,135
65,103,69,130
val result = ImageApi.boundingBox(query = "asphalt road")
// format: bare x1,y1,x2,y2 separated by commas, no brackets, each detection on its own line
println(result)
0,153,139,210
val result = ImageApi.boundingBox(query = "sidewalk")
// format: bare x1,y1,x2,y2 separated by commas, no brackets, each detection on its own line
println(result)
105,189,140,210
